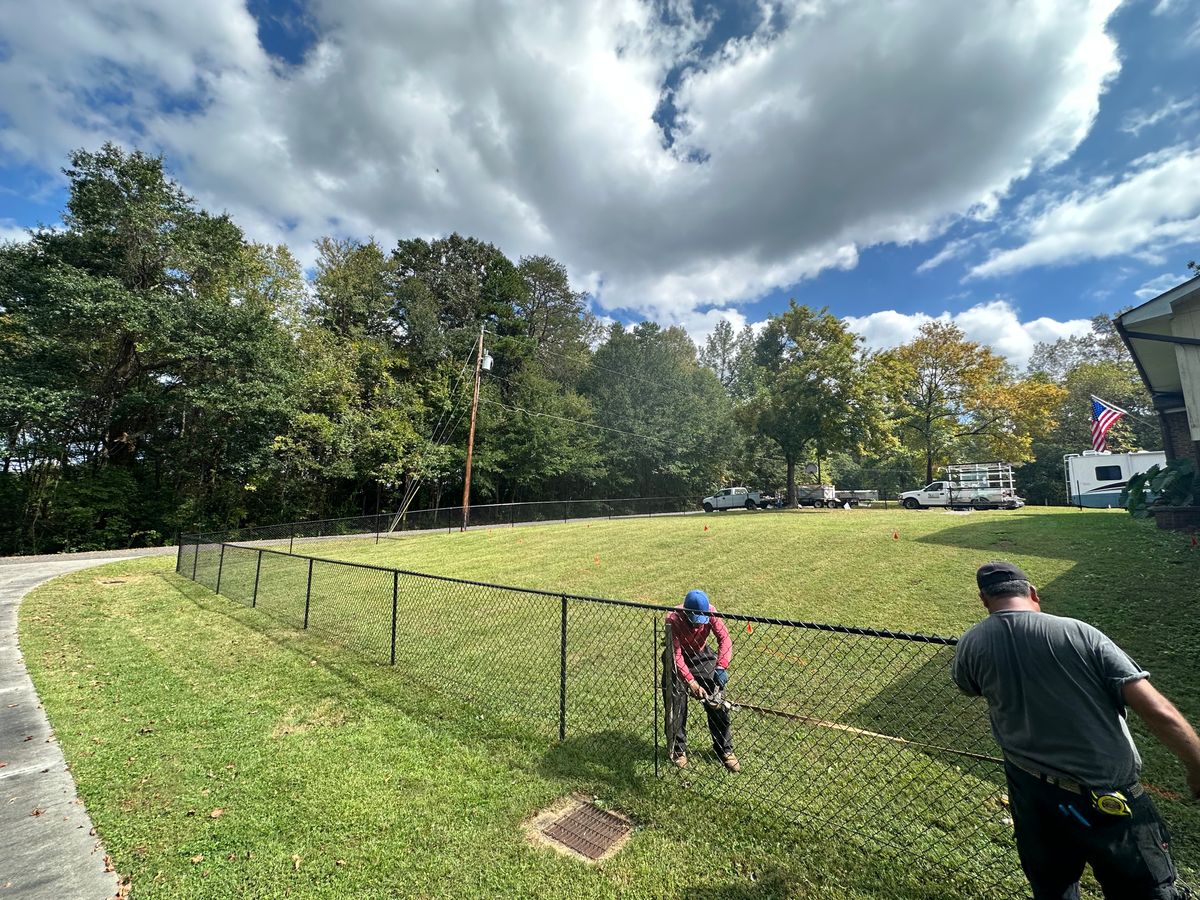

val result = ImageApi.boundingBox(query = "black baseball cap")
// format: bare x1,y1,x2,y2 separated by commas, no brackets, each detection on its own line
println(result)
976,560,1030,591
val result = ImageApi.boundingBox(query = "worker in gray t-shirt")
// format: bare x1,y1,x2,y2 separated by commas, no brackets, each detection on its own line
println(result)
952,560,1200,900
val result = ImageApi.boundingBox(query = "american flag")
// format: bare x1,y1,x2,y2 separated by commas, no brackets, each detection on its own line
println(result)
1091,396,1126,452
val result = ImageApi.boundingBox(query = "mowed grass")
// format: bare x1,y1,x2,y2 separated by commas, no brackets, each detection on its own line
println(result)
21,507,1200,897
24,557,974,900
306,507,1200,876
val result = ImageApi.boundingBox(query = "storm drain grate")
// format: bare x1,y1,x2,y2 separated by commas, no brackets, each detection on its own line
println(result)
532,797,632,862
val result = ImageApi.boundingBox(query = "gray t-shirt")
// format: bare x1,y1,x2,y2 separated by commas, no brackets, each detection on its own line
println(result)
951,610,1149,787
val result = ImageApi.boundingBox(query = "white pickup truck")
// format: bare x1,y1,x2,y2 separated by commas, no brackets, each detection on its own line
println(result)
900,463,1024,510
702,487,763,512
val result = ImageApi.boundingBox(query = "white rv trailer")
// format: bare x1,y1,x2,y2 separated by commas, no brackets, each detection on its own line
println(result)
1063,450,1167,508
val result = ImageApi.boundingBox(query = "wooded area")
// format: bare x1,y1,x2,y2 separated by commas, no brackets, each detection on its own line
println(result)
0,145,1159,553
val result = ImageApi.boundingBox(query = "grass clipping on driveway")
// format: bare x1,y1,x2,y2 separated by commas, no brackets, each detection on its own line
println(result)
20,508,1200,898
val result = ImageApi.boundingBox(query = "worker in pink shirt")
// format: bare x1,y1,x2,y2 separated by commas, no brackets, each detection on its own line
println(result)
663,589,739,772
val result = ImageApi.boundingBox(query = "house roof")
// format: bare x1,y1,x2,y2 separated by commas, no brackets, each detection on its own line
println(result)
1115,273,1200,406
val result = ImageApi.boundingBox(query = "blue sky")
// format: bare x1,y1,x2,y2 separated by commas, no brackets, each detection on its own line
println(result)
1,0,1198,367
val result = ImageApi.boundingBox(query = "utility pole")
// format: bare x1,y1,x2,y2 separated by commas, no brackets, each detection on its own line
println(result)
461,325,486,532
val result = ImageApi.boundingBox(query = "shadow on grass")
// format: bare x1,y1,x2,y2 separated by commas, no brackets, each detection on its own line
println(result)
678,870,797,899
159,572,1024,898
539,730,654,790
913,513,1200,884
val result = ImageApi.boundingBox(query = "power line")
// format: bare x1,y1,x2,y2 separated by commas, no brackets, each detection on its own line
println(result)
427,342,478,447
483,329,665,391
478,397,669,446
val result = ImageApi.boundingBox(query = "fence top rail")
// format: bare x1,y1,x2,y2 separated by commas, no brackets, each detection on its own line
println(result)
188,496,699,540
226,540,959,646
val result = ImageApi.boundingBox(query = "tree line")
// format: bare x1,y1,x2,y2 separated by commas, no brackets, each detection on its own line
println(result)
0,146,1156,553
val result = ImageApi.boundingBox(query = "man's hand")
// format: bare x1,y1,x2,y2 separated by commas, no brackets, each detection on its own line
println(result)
688,680,704,699
714,668,729,689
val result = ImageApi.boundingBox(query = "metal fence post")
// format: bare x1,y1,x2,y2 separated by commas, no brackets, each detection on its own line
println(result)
191,538,199,580
664,619,675,760
653,616,660,778
215,544,226,594
289,523,295,554
390,571,398,666
252,549,262,607
175,537,183,574
559,595,568,741
303,558,313,629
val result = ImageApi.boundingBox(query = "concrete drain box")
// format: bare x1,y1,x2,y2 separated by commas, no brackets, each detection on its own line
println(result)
526,795,632,862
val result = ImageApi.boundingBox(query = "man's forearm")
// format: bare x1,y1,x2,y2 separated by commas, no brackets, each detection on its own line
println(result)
1143,708,1200,773
1126,681,1200,774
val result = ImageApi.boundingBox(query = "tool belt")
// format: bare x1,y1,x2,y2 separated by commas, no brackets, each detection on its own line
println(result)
1006,757,1143,816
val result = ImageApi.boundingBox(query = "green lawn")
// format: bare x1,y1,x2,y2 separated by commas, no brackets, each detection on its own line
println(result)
22,507,1200,897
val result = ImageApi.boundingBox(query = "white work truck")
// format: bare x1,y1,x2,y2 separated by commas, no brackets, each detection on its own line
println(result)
702,487,763,512
900,463,1024,510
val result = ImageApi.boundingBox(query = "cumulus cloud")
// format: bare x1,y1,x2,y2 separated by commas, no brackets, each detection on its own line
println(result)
843,300,1093,368
969,146,1200,278
0,0,1122,320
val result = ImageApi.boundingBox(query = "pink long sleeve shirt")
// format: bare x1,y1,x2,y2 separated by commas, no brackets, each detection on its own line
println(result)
666,604,732,684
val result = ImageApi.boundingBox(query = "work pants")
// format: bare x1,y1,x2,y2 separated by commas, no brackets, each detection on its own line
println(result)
662,646,732,758
1005,762,1185,899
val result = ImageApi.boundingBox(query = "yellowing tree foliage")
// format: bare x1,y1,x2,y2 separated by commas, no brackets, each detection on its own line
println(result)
882,322,1064,482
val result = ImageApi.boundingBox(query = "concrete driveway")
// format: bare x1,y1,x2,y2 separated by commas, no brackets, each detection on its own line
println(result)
0,553,169,899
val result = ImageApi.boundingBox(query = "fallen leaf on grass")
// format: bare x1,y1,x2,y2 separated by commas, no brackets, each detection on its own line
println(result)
336,859,346,867
209,808,224,819
292,854,302,871
190,854,204,864
103,855,115,873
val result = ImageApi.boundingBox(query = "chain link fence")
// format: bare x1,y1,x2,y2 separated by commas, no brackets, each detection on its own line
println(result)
190,496,704,550
173,531,1037,896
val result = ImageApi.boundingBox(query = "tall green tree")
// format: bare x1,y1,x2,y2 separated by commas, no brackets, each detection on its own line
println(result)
744,302,890,504
0,144,302,550
310,237,392,338
581,322,732,497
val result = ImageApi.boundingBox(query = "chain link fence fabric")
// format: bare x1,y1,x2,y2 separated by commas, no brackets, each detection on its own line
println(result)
173,530,1140,899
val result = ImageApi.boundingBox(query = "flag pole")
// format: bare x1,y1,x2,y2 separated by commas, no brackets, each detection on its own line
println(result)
1091,395,1153,425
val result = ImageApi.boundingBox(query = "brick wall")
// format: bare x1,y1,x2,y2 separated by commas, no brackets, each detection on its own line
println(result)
1160,409,1200,464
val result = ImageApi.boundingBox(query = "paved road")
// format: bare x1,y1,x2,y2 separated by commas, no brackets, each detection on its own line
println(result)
1,558,138,900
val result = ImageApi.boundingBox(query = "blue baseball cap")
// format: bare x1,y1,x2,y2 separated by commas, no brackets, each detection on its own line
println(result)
683,589,710,625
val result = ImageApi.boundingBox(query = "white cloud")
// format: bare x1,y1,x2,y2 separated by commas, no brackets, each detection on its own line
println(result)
970,146,1200,278
675,307,749,347
1120,96,1199,136
916,237,981,273
1134,272,1189,300
844,299,1093,368
0,218,30,244
0,0,1122,321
